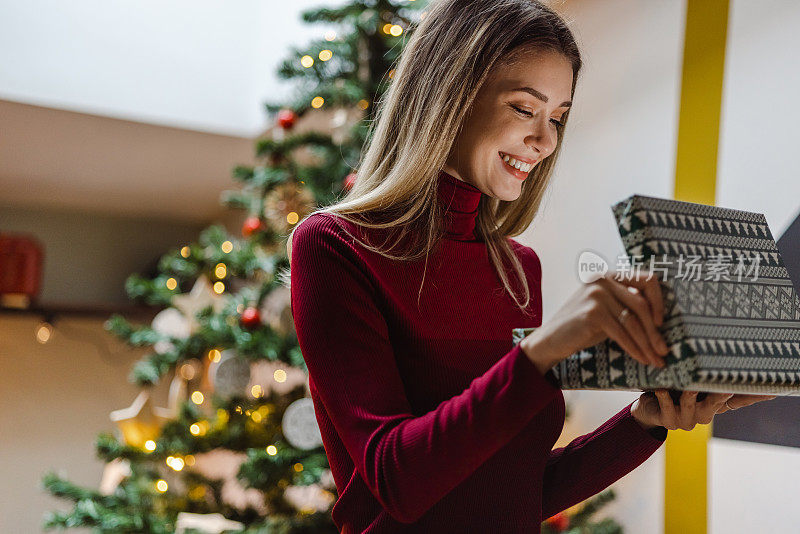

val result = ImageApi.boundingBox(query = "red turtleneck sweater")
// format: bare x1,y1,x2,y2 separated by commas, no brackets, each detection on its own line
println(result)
289,170,666,533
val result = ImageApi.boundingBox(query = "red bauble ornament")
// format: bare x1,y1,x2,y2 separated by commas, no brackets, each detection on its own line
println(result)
343,172,357,191
276,109,297,130
544,512,570,532
242,216,263,237
240,307,262,329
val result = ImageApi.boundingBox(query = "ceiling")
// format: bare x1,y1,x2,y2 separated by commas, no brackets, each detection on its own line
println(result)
0,99,259,223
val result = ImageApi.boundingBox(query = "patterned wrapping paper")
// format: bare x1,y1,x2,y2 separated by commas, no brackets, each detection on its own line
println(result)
513,194,800,395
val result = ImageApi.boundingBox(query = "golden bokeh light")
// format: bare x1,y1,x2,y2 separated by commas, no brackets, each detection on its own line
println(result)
166,277,178,290
300,55,314,68
35,322,53,344
221,241,233,253
311,96,324,108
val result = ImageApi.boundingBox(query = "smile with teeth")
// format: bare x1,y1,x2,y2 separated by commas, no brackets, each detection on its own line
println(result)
499,152,536,173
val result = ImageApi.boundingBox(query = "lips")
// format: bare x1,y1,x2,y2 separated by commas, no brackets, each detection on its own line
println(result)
498,151,537,165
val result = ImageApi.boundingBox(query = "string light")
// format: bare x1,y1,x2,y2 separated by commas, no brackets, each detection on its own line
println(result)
213,281,225,294
287,212,299,224
155,480,168,492
208,349,221,362
358,99,369,110
214,263,227,279
266,445,277,455
179,362,196,380
221,241,233,253
273,369,287,383
35,321,53,344
180,246,190,258
251,384,263,398
166,456,185,471
389,25,403,36
311,96,324,109
184,454,196,466
382,23,393,34
318,49,333,61
324,30,336,41
300,55,314,68
293,462,304,472
251,411,262,423
166,277,178,290
144,440,157,452
191,391,204,405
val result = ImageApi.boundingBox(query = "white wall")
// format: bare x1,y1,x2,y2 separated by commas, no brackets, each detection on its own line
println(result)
526,1,687,532
711,1,800,532
0,0,340,136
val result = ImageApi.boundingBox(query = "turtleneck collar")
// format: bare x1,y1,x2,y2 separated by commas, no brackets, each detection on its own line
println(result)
437,169,483,241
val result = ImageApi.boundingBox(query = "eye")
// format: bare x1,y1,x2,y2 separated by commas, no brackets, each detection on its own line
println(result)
510,105,564,127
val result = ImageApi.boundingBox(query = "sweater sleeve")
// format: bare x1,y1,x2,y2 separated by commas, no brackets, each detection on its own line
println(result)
540,399,666,519
290,214,561,524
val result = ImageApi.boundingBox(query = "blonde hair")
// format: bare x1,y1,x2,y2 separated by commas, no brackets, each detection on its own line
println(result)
284,0,582,316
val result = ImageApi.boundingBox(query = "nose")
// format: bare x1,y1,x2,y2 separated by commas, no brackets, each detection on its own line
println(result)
523,119,557,160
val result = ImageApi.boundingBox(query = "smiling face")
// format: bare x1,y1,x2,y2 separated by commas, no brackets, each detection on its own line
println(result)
443,46,574,201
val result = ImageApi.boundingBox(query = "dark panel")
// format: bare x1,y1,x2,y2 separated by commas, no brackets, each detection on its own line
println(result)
712,207,800,446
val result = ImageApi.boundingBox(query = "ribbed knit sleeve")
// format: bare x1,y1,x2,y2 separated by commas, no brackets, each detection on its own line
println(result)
290,214,562,524
540,399,666,519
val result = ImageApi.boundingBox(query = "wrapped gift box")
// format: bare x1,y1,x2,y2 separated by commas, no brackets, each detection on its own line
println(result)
513,194,800,396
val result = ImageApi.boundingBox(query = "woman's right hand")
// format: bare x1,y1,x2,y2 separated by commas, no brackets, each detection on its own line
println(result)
520,271,671,376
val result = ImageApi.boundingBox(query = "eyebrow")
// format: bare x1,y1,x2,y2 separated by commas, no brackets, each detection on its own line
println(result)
510,87,572,108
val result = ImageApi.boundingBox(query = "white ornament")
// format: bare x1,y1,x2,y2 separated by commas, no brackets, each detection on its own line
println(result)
281,397,323,450
209,350,251,398
172,274,226,332
99,458,132,495
249,360,307,397
191,449,268,514
175,512,243,534
283,483,335,513
151,307,191,354
331,108,348,128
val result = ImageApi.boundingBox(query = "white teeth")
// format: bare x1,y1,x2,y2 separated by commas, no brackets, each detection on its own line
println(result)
501,152,532,172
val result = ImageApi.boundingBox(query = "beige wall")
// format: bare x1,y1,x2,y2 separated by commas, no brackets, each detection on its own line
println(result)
0,313,173,533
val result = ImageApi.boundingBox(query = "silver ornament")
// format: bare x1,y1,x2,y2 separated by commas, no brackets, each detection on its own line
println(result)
281,397,322,450
210,350,251,398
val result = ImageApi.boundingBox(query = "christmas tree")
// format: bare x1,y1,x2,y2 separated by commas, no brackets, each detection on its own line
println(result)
40,1,423,532
41,1,626,532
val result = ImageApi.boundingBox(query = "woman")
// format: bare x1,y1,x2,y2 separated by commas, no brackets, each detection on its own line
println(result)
287,0,775,531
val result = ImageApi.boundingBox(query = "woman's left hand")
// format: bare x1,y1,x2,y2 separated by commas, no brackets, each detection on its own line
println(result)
631,389,778,431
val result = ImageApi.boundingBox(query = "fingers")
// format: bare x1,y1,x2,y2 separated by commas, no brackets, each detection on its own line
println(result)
608,270,665,327
724,394,779,410
677,390,699,430
594,291,663,368
654,389,679,429
599,275,669,361
702,393,733,419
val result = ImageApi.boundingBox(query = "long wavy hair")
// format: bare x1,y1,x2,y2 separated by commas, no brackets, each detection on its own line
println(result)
285,0,582,316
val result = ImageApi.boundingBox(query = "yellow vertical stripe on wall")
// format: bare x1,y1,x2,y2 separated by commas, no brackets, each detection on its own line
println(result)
667,1,729,533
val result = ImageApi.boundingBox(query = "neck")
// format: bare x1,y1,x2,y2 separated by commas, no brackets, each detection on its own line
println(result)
437,170,483,241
